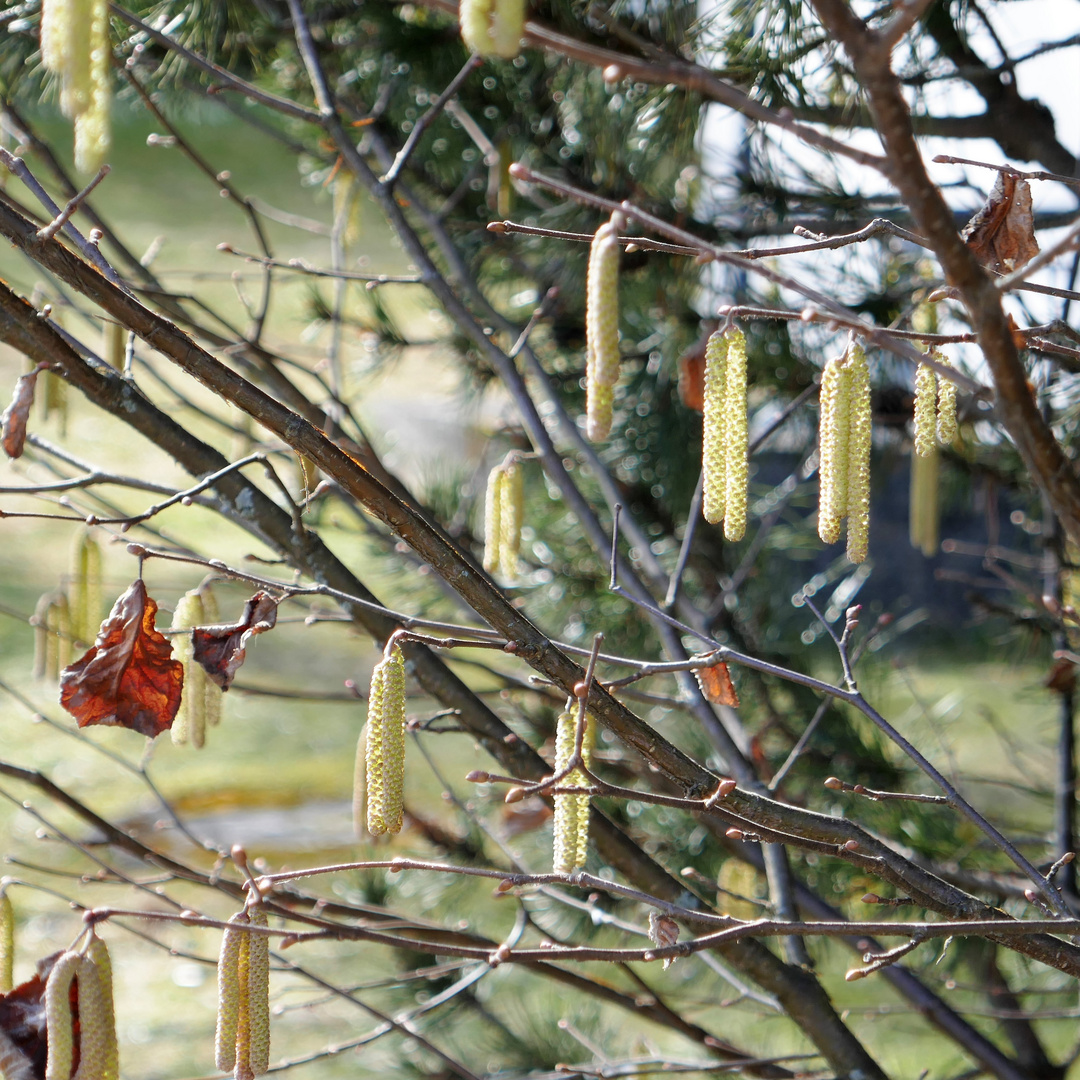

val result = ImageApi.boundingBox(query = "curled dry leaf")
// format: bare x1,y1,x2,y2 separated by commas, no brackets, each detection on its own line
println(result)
961,172,1040,274
647,911,680,969
192,591,278,690
0,952,75,1080
1,367,45,460
695,660,739,707
59,579,184,737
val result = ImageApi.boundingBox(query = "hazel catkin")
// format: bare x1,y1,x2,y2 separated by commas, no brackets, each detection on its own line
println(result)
365,642,407,836
722,328,748,541
74,935,118,1080
845,343,872,564
215,912,247,1074
702,330,728,526
913,361,936,458
0,890,13,993
585,214,624,441
552,710,595,873
171,588,224,749
482,461,504,575
69,529,102,647
817,353,852,546
44,950,80,1080
459,0,525,58
245,910,270,1078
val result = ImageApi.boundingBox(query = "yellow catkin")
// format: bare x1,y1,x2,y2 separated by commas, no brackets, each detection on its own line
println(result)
459,0,523,58
102,321,125,369
817,355,851,545
69,529,102,647
702,330,727,525
74,935,118,1080
585,215,623,441
935,356,958,445
246,910,270,1077
199,586,223,728
73,0,110,175
913,361,936,458
910,445,940,557
44,950,80,1080
845,343,872,564
352,722,368,838
365,644,407,836
722,328,748,542
215,912,247,1074
0,891,13,993
40,368,69,435
42,0,92,119
552,710,595,873
482,462,503,574
171,590,208,748
34,591,72,681
234,919,253,1080
498,460,523,579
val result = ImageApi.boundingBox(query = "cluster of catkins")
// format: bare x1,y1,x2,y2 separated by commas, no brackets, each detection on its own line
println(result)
216,907,271,1080
817,341,873,564
34,530,103,681
170,586,224,749
483,455,525,579
702,328,749,541
356,640,408,837
44,930,119,1080
552,709,596,873
459,0,525,57
40,0,111,173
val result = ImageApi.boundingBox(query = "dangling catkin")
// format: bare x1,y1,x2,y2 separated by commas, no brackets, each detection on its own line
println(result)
722,328,748,542
498,460,524,579
171,589,217,749
199,586,223,728
913,361,936,458
246,910,270,1078
44,950,80,1080
845,343,872,565
0,890,13,993
365,643,407,836
69,529,102,646
585,214,623,441
34,591,71,681
352,722,368,838
552,710,595,873
910,444,940,557
702,330,728,526
482,462,503,574
817,354,852,546
459,0,524,58
935,357,958,445
74,934,118,1080
215,912,248,1074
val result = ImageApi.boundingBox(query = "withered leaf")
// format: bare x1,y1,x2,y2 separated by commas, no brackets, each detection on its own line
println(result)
0,952,77,1080
961,172,1039,275
677,338,706,413
1,368,43,460
695,660,739,707
191,591,278,690
647,911,680,969
59,579,184,737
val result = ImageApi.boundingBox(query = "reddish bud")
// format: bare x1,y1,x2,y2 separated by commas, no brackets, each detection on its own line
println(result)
504,786,527,804
824,776,843,790
725,828,744,840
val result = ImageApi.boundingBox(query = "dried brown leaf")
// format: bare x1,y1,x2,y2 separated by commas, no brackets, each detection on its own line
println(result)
1,368,44,460
695,661,739,707
191,592,278,690
59,579,184,737
961,173,1040,274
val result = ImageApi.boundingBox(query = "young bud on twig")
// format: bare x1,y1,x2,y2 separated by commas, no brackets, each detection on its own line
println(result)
585,214,624,441
365,642,408,835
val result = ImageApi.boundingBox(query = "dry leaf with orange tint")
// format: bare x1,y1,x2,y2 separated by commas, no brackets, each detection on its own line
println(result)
695,661,739,707
678,339,706,413
1,367,44,460
59,579,184,737
647,911,680,969
0,952,75,1080
191,591,278,690
961,173,1039,274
